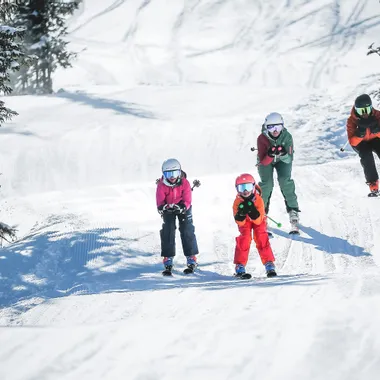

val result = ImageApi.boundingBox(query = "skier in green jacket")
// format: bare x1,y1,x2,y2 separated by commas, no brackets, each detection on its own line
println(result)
256,112,300,232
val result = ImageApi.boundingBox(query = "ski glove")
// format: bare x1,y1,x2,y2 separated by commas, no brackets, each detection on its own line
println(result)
355,126,366,137
235,200,260,221
159,203,187,215
246,202,260,220
157,204,165,215
267,146,277,158
276,145,287,156
174,202,187,214
235,202,248,221
268,145,287,157
242,200,260,220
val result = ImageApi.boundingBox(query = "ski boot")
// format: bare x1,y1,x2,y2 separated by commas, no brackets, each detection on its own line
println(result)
235,264,251,279
288,209,300,235
367,181,379,197
162,257,173,276
265,261,277,277
184,255,197,274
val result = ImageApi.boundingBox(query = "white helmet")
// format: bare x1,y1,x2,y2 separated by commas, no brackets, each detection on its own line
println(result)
162,158,181,172
162,158,182,187
264,112,284,131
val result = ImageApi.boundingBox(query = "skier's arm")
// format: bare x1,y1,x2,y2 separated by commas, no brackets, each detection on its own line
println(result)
156,181,167,208
279,133,293,164
250,196,265,225
233,198,247,226
181,178,192,210
347,114,364,147
257,134,273,166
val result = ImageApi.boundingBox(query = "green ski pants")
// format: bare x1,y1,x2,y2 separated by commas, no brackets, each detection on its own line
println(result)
258,161,299,214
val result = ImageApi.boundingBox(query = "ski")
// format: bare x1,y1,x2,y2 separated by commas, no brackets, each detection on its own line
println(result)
235,272,252,280
368,192,379,197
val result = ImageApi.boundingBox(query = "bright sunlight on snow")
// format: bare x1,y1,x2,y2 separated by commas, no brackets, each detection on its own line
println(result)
1,1,380,379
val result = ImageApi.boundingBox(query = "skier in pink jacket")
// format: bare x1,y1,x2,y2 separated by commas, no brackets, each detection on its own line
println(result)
156,158,199,275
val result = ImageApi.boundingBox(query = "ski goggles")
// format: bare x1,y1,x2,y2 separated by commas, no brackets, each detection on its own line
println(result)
163,169,181,179
355,105,372,116
266,123,283,133
236,183,254,193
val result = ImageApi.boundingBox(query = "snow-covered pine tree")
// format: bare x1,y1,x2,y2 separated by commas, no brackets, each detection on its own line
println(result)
12,0,81,94
0,24,29,126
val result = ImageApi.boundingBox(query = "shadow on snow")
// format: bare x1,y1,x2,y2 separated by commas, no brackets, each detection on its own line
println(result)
271,224,371,257
0,226,325,317
56,90,156,119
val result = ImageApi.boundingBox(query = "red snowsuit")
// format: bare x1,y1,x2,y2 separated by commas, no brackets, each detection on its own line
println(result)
232,189,275,266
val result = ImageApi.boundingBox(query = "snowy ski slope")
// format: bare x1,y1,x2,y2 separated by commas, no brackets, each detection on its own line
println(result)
1,1,380,379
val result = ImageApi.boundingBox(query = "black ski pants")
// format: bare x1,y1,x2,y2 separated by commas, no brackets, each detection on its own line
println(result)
353,138,380,183
160,206,199,258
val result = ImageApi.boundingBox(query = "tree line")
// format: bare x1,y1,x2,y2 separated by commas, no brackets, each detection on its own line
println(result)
0,0,81,126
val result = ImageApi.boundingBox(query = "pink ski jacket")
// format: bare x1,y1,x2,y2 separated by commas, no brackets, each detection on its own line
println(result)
156,177,192,210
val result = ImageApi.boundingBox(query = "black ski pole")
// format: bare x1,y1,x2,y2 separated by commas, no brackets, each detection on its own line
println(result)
191,179,201,191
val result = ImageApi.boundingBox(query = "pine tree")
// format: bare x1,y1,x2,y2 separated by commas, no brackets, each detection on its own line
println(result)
0,24,29,126
12,0,81,94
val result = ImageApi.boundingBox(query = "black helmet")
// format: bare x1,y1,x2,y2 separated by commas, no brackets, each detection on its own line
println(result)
354,94,372,116
355,94,372,108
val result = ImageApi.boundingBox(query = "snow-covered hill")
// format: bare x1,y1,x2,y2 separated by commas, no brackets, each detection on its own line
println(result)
1,1,380,379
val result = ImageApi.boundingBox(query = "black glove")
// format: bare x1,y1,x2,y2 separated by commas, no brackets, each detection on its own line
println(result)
157,204,166,215
355,126,366,137
267,146,277,158
235,202,248,221
276,145,287,156
246,200,260,220
174,202,187,214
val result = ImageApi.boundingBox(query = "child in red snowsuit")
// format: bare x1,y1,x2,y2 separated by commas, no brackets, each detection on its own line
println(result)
233,173,277,277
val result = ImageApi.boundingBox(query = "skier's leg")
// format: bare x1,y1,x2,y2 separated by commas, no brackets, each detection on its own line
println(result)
160,212,176,258
258,164,274,214
234,223,253,267
252,220,275,265
178,206,199,258
353,141,378,183
371,138,380,164
275,161,299,212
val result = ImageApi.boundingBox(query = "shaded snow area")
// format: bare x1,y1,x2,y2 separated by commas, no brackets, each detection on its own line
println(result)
1,1,380,379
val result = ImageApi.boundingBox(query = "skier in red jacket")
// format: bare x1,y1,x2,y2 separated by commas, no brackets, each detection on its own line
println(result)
232,173,276,278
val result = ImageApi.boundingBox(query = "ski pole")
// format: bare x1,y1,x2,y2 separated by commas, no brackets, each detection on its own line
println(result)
266,215,282,228
191,179,201,191
340,141,349,152
250,146,257,152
